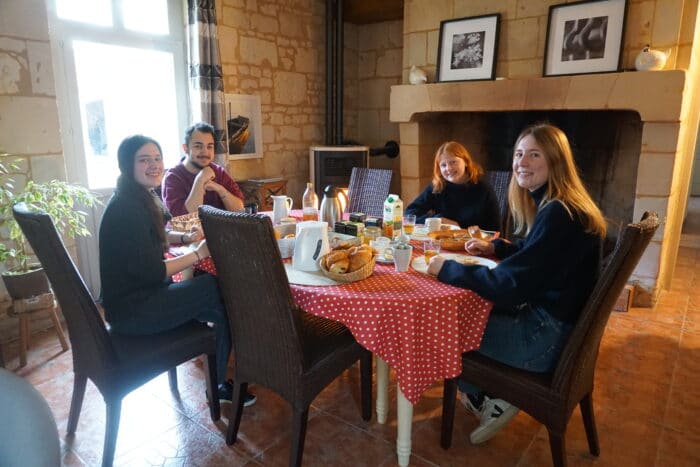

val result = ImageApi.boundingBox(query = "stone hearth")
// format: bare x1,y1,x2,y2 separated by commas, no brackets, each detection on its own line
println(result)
390,70,692,303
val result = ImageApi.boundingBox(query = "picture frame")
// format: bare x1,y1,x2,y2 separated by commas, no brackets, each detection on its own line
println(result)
224,93,263,160
436,14,500,82
543,0,628,77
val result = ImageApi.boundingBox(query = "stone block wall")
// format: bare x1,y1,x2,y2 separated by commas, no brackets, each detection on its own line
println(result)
216,0,404,202
0,0,69,344
403,0,699,81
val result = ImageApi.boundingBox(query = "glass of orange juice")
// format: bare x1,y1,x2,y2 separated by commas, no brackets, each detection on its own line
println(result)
402,214,416,235
423,239,441,263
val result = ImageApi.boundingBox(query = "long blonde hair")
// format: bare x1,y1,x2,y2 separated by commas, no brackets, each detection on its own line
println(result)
431,141,483,193
508,123,606,238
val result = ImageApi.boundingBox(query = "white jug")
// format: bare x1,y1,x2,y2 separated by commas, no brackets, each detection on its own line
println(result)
292,221,330,271
271,195,293,224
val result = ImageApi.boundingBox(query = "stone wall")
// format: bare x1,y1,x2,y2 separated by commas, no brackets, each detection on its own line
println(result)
402,0,698,81
216,0,327,203
0,0,68,344
216,0,403,201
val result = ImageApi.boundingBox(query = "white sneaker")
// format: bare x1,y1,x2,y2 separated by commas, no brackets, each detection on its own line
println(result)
458,391,482,419
469,397,519,444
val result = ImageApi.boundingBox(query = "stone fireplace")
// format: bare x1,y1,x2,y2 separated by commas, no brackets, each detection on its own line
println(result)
390,70,693,304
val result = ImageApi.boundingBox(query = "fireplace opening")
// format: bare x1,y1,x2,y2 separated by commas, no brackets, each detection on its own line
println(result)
442,110,643,235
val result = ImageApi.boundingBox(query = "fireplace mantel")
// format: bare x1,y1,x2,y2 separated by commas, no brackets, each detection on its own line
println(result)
389,69,691,304
390,70,686,122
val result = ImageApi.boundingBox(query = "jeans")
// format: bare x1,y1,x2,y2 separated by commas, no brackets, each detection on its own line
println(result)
458,304,572,395
109,274,231,385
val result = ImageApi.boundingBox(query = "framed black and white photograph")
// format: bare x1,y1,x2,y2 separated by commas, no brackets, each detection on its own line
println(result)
436,14,500,82
543,0,627,77
224,93,263,160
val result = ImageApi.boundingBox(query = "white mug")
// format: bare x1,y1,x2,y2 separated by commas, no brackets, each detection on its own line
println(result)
392,245,413,272
425,217,442,232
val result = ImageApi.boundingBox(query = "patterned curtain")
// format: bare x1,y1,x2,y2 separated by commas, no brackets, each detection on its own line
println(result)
186,0,227,161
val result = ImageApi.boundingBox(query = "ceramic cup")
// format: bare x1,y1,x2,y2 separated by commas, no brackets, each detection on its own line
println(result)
392,245,413,272
425,217,441,232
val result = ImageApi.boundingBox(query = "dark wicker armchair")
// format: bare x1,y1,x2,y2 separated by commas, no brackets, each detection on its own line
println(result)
485,170,512,238
346,167,393,217
440,212,660,467
199,205,372,467
12,204,220,467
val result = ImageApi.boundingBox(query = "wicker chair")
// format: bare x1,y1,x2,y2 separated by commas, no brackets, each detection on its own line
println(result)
485,170,512,238
199,205,372,467
346,167,393,217
440,212,659,467
12,204,220,467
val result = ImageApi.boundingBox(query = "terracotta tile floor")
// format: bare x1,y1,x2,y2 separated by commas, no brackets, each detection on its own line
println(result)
2,244,699,466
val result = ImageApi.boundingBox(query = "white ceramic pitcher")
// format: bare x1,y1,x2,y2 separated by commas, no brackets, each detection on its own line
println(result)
271,195,293,224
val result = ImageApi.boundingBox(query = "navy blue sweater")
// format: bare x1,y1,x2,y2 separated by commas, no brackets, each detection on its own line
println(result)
405,180,501,231
437,185,602,324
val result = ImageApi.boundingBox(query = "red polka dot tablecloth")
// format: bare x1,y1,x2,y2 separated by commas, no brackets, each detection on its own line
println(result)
289,261,493,405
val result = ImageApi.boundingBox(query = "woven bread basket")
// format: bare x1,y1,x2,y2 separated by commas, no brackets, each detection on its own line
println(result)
319,254,376,283
170,212,201,232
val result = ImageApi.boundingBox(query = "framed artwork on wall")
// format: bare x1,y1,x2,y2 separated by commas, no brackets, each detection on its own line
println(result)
224,93,263,160
543,0,628,77
436,14,500,82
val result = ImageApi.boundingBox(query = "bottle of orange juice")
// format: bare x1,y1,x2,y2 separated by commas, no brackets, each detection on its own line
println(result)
302,182,319,221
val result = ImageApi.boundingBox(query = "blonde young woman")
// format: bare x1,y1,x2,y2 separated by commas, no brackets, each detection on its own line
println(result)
404,141,500,230
428,123,606,444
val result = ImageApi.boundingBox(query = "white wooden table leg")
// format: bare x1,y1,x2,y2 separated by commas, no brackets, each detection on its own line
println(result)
396,386,413,467
375,356,389,424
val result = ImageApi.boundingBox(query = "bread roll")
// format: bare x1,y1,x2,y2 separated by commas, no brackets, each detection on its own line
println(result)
348,248,373,272
329,258,350,273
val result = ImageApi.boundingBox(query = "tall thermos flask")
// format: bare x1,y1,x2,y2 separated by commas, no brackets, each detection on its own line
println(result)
319,185,344,227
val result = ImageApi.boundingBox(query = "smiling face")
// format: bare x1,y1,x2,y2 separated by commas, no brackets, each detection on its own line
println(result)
513,134,549,191
184,130,215,170
438,152,468,184
133,143,164,189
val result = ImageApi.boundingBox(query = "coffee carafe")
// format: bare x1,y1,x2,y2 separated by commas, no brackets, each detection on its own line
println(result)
319,185,346,227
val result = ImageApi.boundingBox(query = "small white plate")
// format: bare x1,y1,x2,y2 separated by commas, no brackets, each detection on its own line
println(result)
375,254,394,264
411,253,497,275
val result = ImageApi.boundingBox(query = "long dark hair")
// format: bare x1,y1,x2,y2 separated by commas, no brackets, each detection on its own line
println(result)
116,135,169,247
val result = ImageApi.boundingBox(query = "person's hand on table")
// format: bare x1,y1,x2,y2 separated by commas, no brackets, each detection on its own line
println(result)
184,226,204,244
427,255,447,276
193,240,210,260
465,238,495,256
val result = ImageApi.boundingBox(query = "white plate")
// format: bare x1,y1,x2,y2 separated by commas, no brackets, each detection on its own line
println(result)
411,253,497,275
375,254,394,264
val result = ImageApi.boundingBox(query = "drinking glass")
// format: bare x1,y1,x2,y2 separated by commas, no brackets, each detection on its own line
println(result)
402,214,416,235
423,239,441,263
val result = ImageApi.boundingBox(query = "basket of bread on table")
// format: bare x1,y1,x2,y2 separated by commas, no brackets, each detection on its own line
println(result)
319,241,377,283
428,225,499,251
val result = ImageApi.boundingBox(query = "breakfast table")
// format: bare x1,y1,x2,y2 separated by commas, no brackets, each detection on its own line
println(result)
168,211,494,467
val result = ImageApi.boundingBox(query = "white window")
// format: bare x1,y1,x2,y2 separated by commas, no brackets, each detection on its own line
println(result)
49,0,188,190
47,0,189,294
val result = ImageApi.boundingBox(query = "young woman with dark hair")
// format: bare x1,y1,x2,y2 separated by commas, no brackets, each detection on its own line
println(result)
99,134,255,406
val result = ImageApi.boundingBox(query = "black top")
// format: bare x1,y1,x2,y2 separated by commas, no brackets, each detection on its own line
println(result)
437,185,602,324
99,190,168,323
405,180,501,231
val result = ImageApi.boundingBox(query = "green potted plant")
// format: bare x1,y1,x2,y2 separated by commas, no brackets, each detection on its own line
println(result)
0,151,100,299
